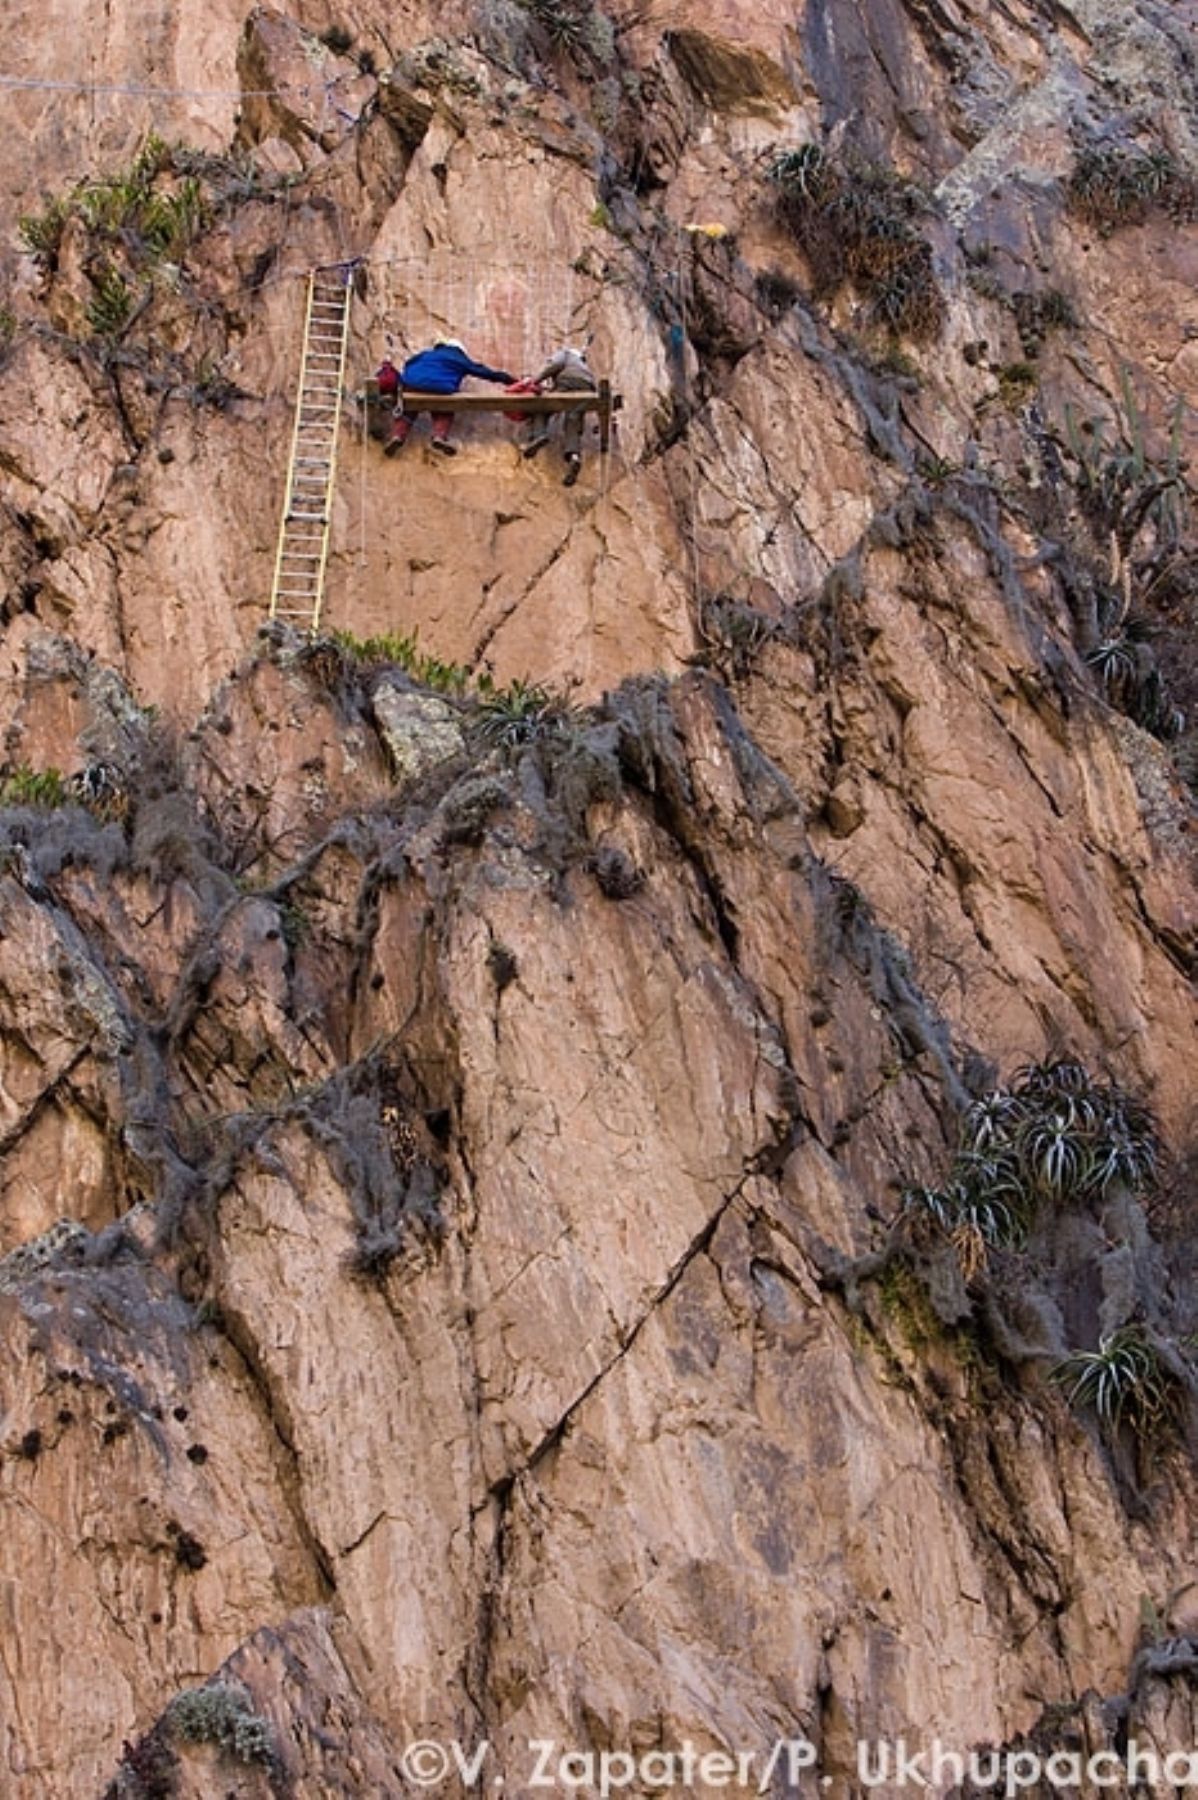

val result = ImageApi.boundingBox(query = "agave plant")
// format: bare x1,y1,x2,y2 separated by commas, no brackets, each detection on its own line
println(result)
1087,635,1138,701
767,143,833,204
900,1184,957,1233
901,1060,1161,1276
1051,1328,1172,1436
957,1189,1027,1251
1011,1058,1091,1096
901,1168,1026,1253
475,678,572,751
962,1089,1028,1152
1018,1111,1097,1198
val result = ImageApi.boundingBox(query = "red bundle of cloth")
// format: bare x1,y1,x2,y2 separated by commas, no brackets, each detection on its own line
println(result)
502,377,540,422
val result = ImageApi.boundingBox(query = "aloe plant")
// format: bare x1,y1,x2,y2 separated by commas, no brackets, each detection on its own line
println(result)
901,1060,1160,1270
1051,1329,1172,1436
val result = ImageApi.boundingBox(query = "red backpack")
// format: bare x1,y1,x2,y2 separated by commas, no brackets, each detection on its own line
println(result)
376,360,400,397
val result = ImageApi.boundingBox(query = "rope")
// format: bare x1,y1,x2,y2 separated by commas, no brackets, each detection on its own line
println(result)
0,72,340,100
676,228,705,621
358,321,369,585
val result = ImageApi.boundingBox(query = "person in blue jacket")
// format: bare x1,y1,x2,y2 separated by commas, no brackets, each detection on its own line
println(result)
385,338,516,458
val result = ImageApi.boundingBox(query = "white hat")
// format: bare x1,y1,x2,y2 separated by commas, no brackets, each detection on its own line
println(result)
436,337,467,351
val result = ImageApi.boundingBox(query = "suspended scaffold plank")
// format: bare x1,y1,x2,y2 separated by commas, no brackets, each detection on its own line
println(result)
362,379,622,450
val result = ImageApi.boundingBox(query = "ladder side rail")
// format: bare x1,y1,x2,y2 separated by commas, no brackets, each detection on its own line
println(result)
308,275,352,634
270,273,321,619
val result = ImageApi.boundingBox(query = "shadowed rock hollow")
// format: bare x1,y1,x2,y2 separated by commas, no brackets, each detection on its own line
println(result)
0,0,1197,1795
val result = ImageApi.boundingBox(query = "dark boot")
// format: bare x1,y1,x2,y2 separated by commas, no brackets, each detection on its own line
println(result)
523,433,550,459
431,437,458,457
562,453,581,488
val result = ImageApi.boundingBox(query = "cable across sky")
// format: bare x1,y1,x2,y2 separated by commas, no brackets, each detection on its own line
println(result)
0,72,342,101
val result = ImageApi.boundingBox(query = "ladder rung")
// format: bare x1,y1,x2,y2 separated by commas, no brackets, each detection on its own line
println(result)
270,283,348,629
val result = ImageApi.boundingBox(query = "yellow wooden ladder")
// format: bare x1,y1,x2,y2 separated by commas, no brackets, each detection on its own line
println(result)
268,265,354,632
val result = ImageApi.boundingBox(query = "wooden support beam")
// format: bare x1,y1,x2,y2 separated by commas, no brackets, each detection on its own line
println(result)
395,390,623,417
597,378,613,455
358,382,625,451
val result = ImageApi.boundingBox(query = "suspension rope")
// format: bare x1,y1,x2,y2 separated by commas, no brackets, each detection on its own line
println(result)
358,344,369,589
0,71,341,100
676,227,705,620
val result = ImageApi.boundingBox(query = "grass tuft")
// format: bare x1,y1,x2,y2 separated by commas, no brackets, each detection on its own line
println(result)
1068,142,1198,234
767,144,945,340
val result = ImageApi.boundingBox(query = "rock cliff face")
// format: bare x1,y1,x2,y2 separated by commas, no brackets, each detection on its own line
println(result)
1,1,1196,1795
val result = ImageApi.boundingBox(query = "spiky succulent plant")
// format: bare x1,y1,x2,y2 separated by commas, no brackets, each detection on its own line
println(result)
1050,1328,1172,1437
901,1060,1160,1268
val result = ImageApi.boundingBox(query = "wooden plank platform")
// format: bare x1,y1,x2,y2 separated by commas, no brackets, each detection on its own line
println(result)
361,378,622,452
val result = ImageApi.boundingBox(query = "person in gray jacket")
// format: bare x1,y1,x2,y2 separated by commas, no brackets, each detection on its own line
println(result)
523,345,596,486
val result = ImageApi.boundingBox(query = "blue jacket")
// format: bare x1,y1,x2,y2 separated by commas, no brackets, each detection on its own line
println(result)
400,346,515,395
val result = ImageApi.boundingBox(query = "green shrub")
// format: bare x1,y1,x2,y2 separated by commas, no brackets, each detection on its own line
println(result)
1063,377,1188,552
767,144,945,340
329,628,471,694
20,134,211,288
18,196,71,265
997,360,1037,406
86,265,136,340
1069,142,1197,233
166,1682,275,1766
0,766,70,809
